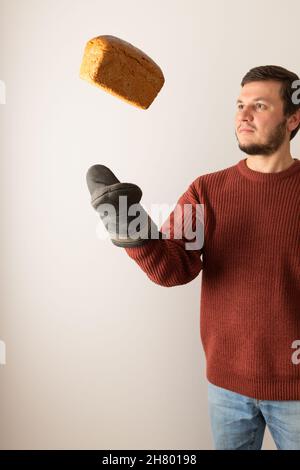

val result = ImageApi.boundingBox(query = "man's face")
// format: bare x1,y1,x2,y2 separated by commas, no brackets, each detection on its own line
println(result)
235,80,289,156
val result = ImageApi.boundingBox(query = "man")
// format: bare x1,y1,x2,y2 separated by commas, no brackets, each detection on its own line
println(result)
86,65,300,450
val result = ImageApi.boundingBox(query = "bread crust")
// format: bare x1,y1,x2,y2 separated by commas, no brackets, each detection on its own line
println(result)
80,35,165,109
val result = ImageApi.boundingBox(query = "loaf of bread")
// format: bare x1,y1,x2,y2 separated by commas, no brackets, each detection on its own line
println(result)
79,35,165,109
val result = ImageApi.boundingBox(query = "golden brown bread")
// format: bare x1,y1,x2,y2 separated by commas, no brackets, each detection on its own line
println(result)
79,35,165,109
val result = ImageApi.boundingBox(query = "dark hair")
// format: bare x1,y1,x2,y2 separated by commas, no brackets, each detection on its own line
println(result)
241,65,300,140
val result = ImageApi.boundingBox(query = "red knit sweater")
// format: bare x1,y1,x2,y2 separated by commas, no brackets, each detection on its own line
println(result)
125,157,300,400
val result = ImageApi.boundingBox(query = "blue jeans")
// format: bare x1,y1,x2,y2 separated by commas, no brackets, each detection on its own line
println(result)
208,381,300,450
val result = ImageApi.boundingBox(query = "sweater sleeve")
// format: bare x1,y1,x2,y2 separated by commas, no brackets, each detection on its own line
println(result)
124,178,204,287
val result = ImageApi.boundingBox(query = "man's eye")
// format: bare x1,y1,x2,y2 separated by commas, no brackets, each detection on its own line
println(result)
237,103,266,110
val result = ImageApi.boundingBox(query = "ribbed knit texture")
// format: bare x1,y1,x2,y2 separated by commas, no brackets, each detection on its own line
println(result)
125,158,300,400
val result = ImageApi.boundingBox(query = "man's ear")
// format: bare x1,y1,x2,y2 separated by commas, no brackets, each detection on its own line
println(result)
287,108,300,132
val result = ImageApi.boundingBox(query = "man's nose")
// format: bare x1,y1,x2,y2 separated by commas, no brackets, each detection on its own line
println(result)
240,106,254,120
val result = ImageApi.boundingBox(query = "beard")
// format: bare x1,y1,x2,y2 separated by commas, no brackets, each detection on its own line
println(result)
235,118,288,156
